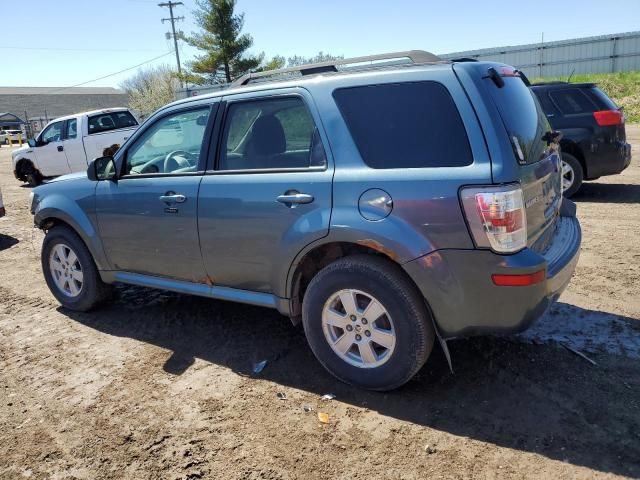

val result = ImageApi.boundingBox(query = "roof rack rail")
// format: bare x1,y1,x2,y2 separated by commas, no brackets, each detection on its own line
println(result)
232,50,442,87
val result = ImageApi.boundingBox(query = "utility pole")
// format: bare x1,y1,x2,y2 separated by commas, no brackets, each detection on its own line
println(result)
159,1,184,87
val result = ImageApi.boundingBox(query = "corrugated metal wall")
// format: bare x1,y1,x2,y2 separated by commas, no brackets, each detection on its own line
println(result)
440,31,640,78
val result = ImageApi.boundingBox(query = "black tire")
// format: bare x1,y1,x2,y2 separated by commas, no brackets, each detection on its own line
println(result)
41,225,112,311
302,255,434,391
25,167,42,187
561,153,583,198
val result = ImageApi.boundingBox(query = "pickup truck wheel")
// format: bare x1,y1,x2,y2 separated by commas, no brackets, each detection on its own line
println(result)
26,171,42,187
41,226,111,311
561,153,583,198
302,255,434,391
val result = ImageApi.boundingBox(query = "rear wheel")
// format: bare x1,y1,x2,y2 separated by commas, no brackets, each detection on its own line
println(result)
561,153,583,197
302,255,434,391
41,226,111,311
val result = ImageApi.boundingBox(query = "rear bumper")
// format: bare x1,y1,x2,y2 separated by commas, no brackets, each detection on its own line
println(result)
403,201,581,339
585,141,631,179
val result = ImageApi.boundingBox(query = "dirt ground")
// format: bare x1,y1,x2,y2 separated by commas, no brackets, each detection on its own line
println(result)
1,127,639,480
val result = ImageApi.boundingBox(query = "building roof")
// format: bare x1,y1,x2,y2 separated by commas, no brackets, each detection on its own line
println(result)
0,86,126,95
0,112,23,121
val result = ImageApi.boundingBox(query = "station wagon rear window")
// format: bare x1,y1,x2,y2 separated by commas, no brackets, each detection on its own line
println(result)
88,111,138,134
333,81,472,169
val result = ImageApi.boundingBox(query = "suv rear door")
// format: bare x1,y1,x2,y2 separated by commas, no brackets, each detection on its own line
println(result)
197,88,333,295
459,64,562,251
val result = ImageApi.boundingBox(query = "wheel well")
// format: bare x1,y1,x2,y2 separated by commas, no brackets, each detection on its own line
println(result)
38,217,73,234
288,241,402,324
560,141,586,175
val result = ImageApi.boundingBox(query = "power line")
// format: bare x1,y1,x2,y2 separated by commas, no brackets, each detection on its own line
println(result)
43,51,174,94
0,46,165,53
159,1,184,87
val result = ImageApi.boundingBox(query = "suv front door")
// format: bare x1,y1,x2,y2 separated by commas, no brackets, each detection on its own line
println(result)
198,90,333,295
95,104,216,282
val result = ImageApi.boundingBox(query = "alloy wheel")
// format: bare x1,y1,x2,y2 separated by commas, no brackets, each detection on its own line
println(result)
321,289,396,368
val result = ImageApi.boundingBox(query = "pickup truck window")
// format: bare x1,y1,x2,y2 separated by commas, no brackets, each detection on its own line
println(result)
88,111,138,135
124,107,210,176
219,97,325,170
65,119,77,139
41,121,64,143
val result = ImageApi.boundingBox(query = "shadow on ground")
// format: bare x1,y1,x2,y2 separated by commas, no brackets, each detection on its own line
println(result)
0,234,19,251
572,182,640,203
61,288,640,477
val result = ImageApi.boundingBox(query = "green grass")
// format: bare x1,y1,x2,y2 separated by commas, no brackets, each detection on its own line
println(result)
531,71,640,123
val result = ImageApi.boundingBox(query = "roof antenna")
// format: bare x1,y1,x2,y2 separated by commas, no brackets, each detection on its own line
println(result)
567,68,575,83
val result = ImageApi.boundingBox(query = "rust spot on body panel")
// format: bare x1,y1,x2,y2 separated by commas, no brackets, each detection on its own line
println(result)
356,239,399,262
197,275,215,287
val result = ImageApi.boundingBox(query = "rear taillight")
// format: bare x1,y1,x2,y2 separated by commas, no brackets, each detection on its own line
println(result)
460,185,527,253
593,110,623,126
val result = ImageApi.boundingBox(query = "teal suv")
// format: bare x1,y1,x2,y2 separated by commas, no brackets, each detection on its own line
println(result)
30,52,581,390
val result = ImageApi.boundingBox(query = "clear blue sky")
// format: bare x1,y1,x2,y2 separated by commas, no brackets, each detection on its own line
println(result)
1,0,639,88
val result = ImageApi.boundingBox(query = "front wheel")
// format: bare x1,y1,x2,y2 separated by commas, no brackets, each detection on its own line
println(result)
41,225,111,311
302,255,434,391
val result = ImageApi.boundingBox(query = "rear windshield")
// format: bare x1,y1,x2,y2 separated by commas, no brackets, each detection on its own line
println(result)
549,88,597,114
586,86,619,110
486,76,550,165
333,81,473,169
88,111,138,135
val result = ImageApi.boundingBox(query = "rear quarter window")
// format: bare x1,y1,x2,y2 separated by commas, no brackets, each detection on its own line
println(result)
550,88,597,114
333,81,473,169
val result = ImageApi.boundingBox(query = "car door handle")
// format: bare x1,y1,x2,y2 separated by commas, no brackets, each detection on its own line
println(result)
546,113,555,118
276,193,314,206
159,194,186,203
57,145,64,152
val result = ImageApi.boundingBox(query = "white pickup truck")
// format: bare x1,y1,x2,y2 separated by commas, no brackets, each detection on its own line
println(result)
12,108,138,186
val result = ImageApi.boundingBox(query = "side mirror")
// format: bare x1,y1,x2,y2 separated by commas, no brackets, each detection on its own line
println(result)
28,138,36,148
87,156,117,181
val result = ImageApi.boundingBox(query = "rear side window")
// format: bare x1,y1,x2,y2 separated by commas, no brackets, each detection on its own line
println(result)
333,82,472,169
219,97,326,171
550,88,597,114
88,111,138,134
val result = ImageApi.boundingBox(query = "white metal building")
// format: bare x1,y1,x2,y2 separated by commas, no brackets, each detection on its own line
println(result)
439,31,640,78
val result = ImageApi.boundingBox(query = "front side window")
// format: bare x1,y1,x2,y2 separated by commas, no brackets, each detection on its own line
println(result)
333,82,473,169
41,121,63,143
219,97,326,171
66,118,77,139
124,107,210,175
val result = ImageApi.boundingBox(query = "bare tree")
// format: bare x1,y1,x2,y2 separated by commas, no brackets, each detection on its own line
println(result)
120,65,180,119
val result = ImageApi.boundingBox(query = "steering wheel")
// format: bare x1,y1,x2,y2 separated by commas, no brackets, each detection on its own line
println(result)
164,150,197,172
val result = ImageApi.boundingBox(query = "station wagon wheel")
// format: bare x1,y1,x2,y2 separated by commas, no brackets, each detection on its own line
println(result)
561,160,574,192
49,243,84,297
322,289,396,368
560,152,584,198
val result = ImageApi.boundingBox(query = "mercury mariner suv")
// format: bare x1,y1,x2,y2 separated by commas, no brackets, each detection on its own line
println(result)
30,51,581,390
